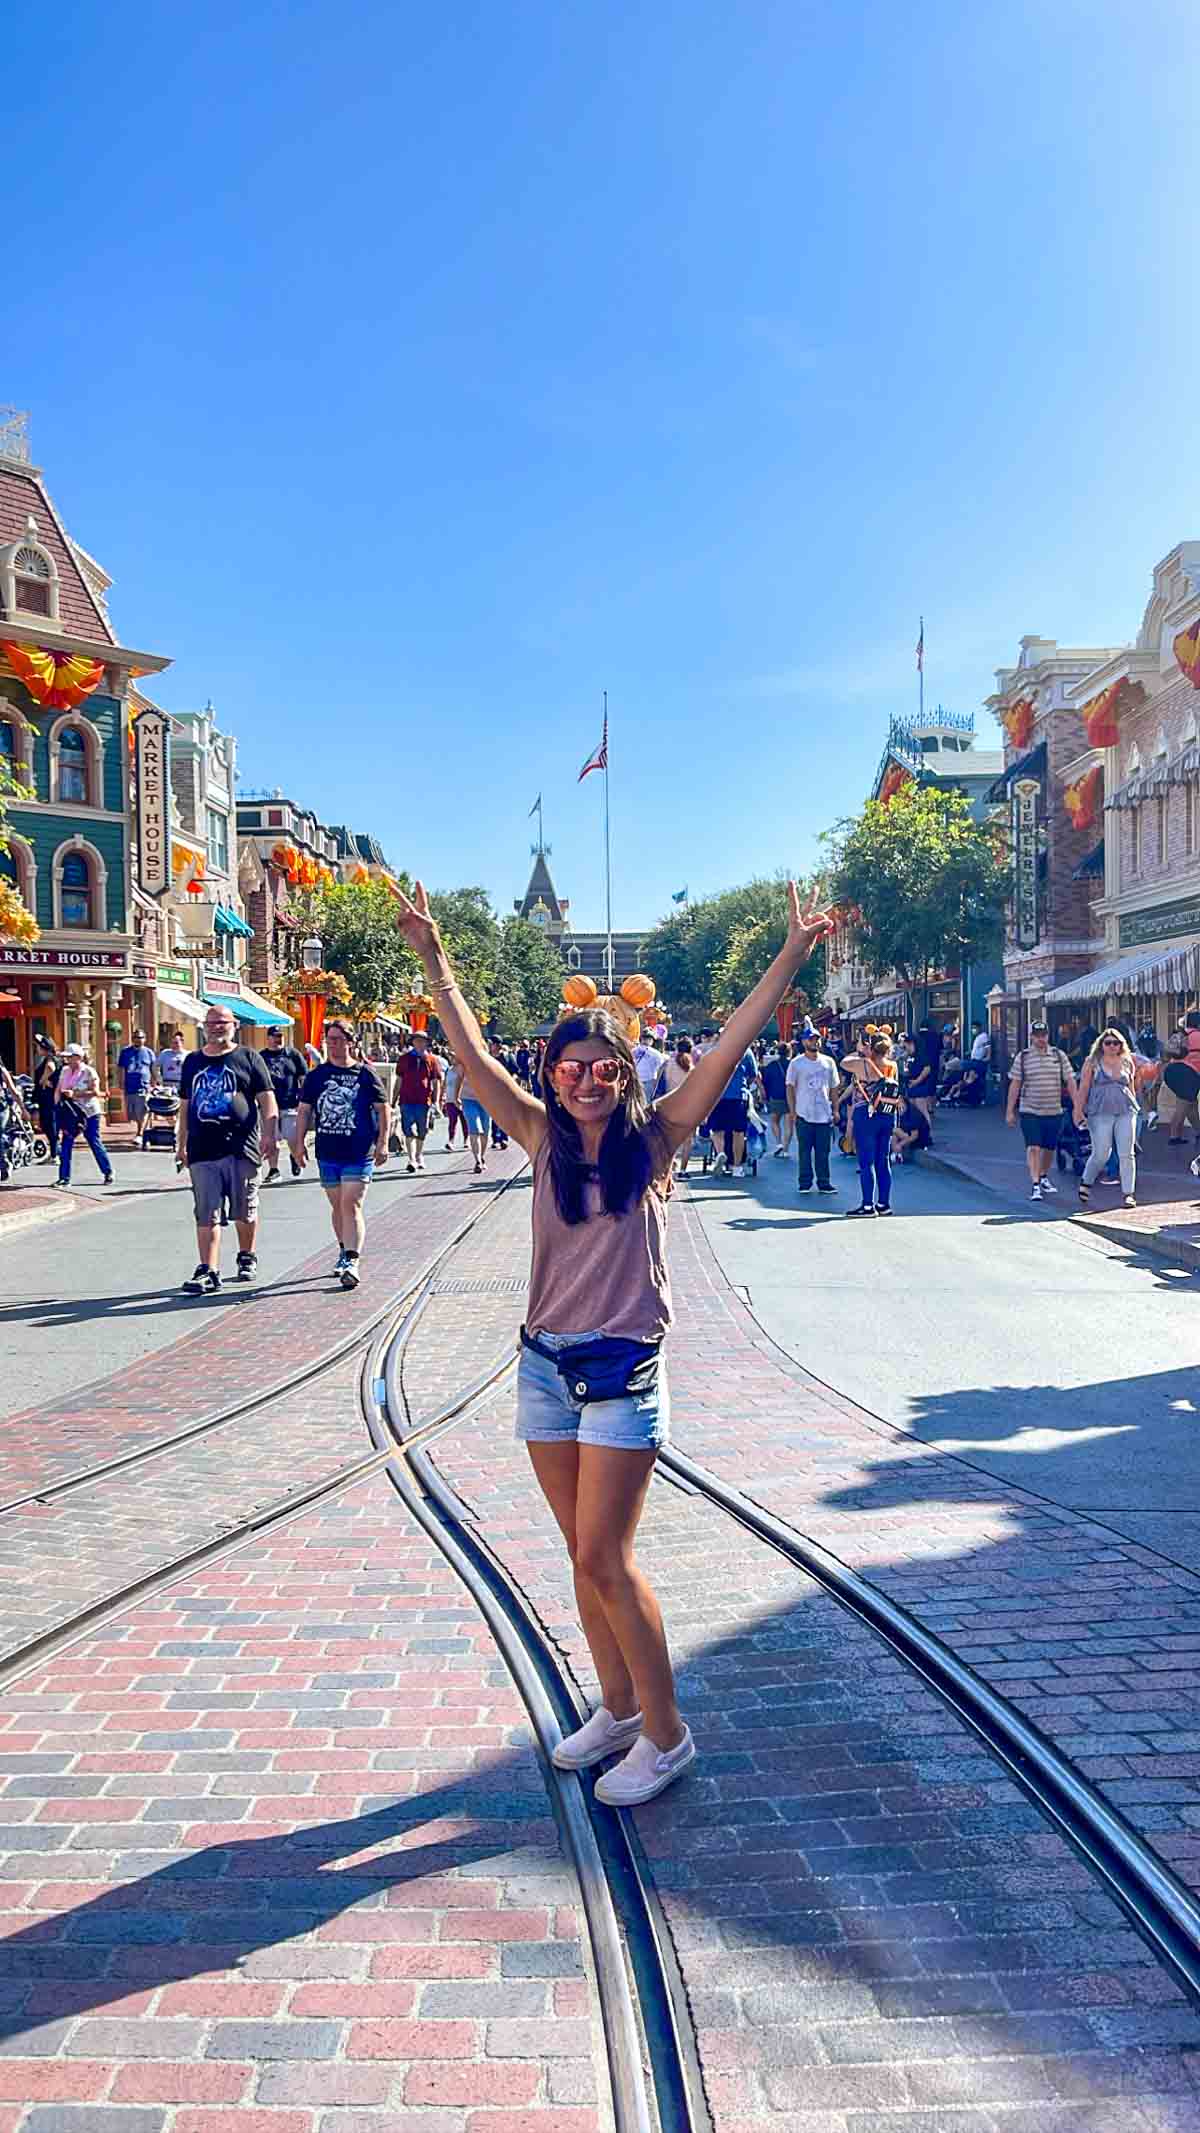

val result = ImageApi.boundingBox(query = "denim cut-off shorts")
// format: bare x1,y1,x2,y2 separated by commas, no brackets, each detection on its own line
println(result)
515,1331,670,1454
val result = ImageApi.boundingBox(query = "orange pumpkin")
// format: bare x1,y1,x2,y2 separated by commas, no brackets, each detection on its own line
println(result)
562,974,598,1008
621,973,656,1009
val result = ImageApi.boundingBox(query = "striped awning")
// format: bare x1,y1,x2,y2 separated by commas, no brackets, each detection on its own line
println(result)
848,990,905,1023
1107,743,1200,811
1043,942,1200,1004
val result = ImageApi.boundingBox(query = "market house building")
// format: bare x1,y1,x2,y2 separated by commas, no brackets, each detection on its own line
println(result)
1042,543,1200,1043
985,632,1124,1062
0,411,170,1087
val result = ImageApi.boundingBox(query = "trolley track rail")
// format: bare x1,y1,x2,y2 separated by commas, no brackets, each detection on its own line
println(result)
365,1301,709,2133
0,1168,526,1519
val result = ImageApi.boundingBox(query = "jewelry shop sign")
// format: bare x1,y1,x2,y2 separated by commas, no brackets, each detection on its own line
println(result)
1012,777,1040,950
134,707,171,898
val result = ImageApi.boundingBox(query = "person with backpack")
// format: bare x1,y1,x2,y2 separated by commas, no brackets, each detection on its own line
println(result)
1006,1020,1079,1203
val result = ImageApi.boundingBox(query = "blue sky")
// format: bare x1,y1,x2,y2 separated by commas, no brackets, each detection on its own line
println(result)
8,0,1198,931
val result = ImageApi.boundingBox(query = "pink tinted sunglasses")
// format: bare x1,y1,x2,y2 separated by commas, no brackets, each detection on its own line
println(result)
552,1057,624,1089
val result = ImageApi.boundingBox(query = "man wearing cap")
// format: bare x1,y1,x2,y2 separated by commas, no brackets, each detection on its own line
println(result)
116,1027,156,1150
1006,1020,1078,1203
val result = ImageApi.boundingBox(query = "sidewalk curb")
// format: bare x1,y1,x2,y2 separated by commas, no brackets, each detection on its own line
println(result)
0,1192,97,1241
921,1147,1200,1275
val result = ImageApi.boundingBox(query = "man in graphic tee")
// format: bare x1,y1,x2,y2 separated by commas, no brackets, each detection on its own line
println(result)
260,1024,309,1182
393,1031,442,1173
295,1018,390,1289
117,1029,156,1147
177,1006,278,1293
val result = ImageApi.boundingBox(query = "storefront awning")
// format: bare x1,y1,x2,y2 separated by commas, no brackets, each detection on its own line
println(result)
156,981,208,1025
987,740,1048,803
1043,942,1200,1005
1072,839,1105,881
213,904,254,938
848,990,905,1023
1106,742,1200,811
374,1012,408,1031
202,986,293,1028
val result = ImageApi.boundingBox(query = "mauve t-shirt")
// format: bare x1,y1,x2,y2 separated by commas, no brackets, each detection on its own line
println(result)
525,1133,673,1342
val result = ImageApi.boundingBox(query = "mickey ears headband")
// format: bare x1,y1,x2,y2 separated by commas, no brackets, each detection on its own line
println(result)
560,973,658,1012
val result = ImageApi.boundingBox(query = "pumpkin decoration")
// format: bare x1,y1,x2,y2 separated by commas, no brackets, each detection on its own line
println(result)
557,970,662,1042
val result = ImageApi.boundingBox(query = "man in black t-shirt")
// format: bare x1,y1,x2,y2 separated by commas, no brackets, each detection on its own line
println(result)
295,1018,390,1290
260,1025,309,1182
177,1006,278,1294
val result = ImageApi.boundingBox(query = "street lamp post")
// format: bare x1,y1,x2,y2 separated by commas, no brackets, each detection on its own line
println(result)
297,933,326,1051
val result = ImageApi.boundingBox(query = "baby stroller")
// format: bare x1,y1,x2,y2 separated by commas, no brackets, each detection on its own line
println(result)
142,1086,180,1151
0,1079,42,1181
1055,1103,1091,1178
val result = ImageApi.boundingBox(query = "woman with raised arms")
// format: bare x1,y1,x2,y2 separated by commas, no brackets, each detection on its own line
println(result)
394,879,833,1805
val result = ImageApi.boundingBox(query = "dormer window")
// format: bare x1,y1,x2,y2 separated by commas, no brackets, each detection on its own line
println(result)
14,547,51,616
0,523,60,625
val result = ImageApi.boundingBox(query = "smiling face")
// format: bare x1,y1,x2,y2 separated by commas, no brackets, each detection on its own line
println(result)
549,1038,628,1128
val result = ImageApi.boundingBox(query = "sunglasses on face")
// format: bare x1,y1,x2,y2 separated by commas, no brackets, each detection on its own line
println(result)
552,1057,623,1089
1102,1039,1122,1048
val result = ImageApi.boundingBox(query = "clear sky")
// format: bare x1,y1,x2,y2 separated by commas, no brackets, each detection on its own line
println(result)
8,0,1198,931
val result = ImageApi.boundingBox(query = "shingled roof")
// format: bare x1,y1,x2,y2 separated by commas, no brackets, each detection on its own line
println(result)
0,458,115,646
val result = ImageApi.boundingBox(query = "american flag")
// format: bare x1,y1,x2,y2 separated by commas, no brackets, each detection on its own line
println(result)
578,707,608,781
916,619,924,672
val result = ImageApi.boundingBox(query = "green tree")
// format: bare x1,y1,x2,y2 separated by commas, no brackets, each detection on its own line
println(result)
427,887,498,1010
826,783,1008,988
489,916,566,1036
305,877,418,1017
642,875,825,1023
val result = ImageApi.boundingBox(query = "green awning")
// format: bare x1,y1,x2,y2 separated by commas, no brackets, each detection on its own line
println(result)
202,987,292,1028
213,904,254,939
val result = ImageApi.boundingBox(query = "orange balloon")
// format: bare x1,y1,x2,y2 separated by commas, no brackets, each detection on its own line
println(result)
621,973,656,1010
562,974,597,1008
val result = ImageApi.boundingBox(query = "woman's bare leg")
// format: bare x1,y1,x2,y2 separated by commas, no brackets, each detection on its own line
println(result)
574,1444,683,1749
527,1442,637,1717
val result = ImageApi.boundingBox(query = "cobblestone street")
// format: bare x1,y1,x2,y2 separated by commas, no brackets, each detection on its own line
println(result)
4,1147,1200,2130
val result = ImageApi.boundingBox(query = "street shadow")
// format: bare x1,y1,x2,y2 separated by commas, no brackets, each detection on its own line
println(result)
0,1763,557,2036
0,1277,336,1332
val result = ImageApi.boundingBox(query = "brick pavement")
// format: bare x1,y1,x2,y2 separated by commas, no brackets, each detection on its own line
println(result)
662,1189,1200,1903
433,1375,1200,2131
0,1152,523,1506
0,1476,602,2133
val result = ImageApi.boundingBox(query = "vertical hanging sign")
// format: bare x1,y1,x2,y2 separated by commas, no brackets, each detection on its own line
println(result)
133,707,171,897
1012,777,1040,949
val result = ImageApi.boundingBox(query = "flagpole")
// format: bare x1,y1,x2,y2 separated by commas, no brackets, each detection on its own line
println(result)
602,690,613,992
918,615,925,725
536,795,543,852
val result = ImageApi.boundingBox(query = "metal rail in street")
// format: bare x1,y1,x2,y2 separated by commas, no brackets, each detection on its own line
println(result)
0,1168,527,1519
364,1305,709,2133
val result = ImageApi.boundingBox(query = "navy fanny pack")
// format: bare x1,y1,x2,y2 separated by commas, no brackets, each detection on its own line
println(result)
520,1326,661,1404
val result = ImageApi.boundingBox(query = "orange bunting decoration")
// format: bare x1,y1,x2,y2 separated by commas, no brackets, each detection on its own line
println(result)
1064,763,1104,832
1,641,105,711
877,762,912,805
1080,677,1145,749
1002,697,1035,751
1174,620,1200,690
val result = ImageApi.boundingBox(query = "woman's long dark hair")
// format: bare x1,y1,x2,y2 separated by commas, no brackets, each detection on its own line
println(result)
541,1009,669,1225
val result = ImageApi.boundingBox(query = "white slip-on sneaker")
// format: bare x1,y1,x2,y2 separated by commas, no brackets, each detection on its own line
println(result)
593,1726,696,1806
551,1706,643,1771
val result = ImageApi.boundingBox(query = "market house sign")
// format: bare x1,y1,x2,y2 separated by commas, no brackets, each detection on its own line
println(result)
1119,896,1200,950
133,707,171,898
0,946,129,972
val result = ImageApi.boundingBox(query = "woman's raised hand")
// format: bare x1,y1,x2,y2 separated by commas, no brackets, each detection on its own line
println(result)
786,880,835,956
392,879,440,964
